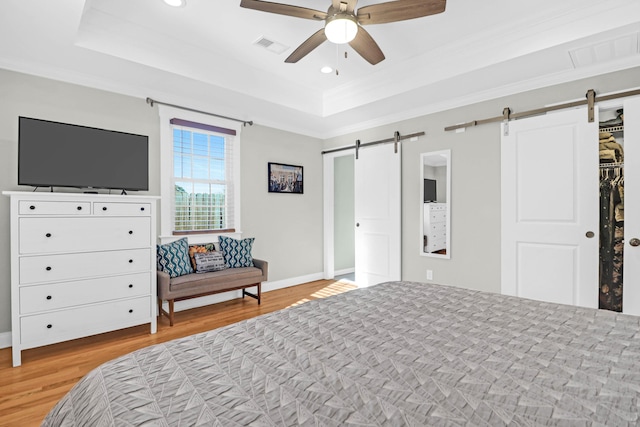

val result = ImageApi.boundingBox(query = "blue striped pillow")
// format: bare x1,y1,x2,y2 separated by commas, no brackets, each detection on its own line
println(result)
218,236,255,268
157,237,194,278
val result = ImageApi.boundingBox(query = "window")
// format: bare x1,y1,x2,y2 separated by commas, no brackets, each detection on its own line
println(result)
170,118,236,233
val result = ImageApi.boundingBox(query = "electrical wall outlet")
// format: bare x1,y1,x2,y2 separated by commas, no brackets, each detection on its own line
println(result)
426,269,433,280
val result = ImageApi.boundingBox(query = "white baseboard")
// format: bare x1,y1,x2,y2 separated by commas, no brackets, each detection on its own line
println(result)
0,331,11,349
334,268,355,277
168,271,325,313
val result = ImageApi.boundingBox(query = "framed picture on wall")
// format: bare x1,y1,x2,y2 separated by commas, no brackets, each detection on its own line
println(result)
268,162,303,194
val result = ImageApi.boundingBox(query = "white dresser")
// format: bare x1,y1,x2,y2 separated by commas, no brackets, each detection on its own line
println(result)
424,202,447,253
3,191,158,366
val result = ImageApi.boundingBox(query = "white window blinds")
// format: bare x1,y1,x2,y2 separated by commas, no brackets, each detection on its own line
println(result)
170,118,236,233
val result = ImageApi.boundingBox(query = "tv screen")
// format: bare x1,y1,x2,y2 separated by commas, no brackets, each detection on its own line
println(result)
18,117,149,191
424,178,437,202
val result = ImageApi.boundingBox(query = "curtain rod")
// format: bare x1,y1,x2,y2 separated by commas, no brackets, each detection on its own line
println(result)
321,131,425,155
444,88,640,132
146,98,253,127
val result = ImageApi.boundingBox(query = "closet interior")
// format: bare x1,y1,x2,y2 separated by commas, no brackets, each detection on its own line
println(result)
599,106,624,312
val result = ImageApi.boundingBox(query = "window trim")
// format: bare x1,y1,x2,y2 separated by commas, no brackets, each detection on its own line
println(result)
158,105,242,245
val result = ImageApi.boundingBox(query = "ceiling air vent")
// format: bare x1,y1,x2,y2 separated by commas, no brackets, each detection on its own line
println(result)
253,36,289,55
569,33,639,68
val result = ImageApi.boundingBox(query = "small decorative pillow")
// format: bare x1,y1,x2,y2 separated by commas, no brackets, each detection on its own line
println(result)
188,243,217,269
194,251,227,273
218,236,255,268
157,237,194,278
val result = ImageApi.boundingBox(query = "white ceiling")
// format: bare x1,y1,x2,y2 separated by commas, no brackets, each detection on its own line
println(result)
1,0,640,138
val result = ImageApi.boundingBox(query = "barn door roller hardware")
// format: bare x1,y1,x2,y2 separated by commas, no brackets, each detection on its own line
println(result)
445,88,640,132
322,131,425,157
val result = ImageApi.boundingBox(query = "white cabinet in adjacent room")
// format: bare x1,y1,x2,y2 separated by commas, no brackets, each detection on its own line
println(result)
424,202,447,253
3,191,159,367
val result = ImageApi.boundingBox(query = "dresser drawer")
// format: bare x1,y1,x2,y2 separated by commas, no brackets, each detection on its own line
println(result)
19,217,151,254
19,248,151,285
20,296,151,347
20,272,151,314
19,200,91,215
428,210,446,222
93,202,151,216
428,222,447,234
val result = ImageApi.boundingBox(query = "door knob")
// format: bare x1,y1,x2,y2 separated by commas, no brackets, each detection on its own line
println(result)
356,223,360,227
630,238,640,247
585,231,595,238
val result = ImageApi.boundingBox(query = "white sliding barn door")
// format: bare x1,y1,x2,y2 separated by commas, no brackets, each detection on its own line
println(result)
622,97,640,315
354,143,401,287
501,107,599,307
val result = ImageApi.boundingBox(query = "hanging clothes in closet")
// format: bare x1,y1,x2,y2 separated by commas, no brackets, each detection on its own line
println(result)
599,111,624,312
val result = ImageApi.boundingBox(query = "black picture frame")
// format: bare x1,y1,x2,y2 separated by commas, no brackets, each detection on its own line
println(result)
268,162,303,194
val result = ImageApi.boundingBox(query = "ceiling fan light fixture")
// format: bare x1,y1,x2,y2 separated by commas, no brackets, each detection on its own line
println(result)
324,14,358,44
163,0,186,7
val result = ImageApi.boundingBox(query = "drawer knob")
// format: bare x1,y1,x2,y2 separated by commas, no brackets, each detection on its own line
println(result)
46,233,52,238
128,284,133,288
46,266,52,271
129,259,133,263
77,206,82,211
47,324,52,329
102,207,107,211
129,230,133,235
46,295,52,300
140,207,145,211
129,309,133,313
30,205,35,210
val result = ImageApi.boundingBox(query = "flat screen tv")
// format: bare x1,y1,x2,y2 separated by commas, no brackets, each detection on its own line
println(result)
18,117,149,191
424,178,437,202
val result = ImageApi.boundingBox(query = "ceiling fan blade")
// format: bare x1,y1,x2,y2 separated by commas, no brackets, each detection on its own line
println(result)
357,0,445,25
349,27,385,65
240,0,326,20
285,29,328,63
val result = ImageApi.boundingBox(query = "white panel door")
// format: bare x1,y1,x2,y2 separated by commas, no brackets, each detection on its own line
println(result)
501,107,599,307
355,143,401,287
623,97,640,315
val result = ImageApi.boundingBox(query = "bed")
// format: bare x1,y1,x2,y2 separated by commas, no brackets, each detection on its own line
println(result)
43,281,640,426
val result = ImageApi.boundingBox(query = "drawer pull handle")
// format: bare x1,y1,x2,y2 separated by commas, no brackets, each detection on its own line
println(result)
77,206,82,211
46,295,52,300
129,230,133,235
129,259,133,263
102,207,107,211
46,266,52,271
47,324,52,329
46,233,52,238
128,284,133,288
129,309,133,313
30,205,36,210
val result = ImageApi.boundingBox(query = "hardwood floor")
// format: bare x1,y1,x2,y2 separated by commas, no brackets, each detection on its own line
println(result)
0,279,357,427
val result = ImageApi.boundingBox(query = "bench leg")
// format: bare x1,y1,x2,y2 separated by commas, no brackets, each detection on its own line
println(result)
169,299,174,327
242,283,262,305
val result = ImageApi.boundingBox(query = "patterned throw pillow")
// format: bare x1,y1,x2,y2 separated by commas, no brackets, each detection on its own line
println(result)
188,243,217,269
194,251,228,273
218,236,255,268
157,238,194,278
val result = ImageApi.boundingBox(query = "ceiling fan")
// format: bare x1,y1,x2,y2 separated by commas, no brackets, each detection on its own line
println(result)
240,0,446,65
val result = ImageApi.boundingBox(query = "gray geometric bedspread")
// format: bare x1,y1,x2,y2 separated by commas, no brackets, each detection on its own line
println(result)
43,281,640,426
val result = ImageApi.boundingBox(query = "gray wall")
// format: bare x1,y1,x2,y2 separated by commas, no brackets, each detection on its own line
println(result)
0,69,324,335
324,67,640,293
334,154,355,271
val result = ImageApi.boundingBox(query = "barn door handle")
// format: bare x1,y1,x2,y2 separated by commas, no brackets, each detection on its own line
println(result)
630,238,640,247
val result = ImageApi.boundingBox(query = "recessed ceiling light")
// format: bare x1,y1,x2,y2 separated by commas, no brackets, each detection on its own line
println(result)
320,66,333,74
163,0,186,7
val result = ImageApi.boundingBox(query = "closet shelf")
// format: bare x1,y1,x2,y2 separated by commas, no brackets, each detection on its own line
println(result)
600,125,624,134
600,162,624,168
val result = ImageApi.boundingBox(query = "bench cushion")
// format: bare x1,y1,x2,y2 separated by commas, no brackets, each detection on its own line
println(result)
170,266,263,292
